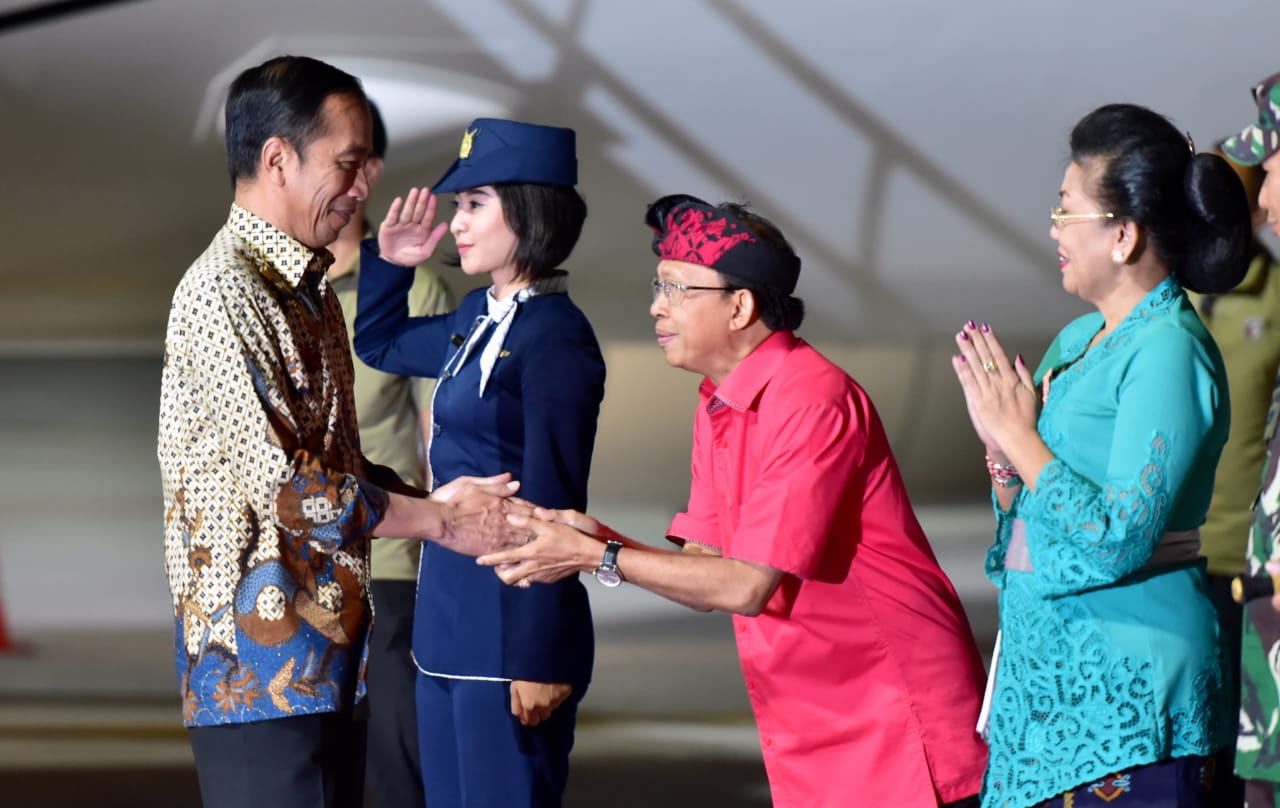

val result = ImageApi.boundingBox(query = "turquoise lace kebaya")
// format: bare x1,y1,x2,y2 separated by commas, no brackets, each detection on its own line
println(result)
981,276,1232,807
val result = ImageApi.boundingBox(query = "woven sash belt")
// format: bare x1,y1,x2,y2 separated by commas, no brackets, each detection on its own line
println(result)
1003,517,1201,573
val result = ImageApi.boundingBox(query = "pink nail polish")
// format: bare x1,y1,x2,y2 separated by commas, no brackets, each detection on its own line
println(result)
958,354,967,362
959,331,968,341
1016,353,1025,365
980,323,990,333
966,320,976,330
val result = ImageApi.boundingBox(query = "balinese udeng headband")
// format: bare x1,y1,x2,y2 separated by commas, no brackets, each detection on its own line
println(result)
646,194,801,295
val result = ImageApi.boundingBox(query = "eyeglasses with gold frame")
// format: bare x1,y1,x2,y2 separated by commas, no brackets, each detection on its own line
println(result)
1050,206,1115,228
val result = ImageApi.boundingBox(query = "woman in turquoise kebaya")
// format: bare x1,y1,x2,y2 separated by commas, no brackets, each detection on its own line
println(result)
952,104,1254,807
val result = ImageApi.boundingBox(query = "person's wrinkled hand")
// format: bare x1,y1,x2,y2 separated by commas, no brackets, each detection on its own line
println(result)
430,473,513,503
377,187,449,267
432,475,529,557
477,513,604,586
510,680,572,727
502,497,538,521
950,321,1039,452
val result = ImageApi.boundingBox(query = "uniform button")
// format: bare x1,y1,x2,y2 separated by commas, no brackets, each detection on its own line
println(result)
432,424,442,436
762,736,773,748
747,681,756,692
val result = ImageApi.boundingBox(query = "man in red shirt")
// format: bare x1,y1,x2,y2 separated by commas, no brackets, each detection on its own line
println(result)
480,194,988,807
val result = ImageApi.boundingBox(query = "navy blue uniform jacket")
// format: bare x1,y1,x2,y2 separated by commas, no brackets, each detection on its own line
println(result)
354,243,604,688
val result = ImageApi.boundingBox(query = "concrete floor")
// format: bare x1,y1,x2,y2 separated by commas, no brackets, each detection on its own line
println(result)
0,623,774,808
0,356,1000,806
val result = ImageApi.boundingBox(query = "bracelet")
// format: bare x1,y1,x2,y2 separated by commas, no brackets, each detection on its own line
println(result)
985,453,1022,487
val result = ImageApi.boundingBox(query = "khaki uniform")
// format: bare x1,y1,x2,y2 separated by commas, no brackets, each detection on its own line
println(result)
330,248,453,580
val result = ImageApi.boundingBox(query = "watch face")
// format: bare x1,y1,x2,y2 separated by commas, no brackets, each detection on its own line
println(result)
594,567,622,588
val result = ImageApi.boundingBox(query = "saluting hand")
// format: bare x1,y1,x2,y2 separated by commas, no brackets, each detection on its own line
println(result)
378,186,450,267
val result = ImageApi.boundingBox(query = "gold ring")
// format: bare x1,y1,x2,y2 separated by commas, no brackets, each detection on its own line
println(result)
983,361,997,372
518,577,531,588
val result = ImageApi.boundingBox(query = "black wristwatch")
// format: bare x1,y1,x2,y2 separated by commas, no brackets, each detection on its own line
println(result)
593,540,623,588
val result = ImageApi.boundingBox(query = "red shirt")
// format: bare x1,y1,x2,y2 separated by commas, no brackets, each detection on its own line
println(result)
668,331,987,807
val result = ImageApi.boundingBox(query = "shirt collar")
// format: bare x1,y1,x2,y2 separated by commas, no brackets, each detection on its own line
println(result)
701,330,798,412
487,269,570,305
1059,274,1182,361
226,203,334,290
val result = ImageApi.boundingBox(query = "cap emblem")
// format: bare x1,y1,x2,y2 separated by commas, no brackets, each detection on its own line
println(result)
459,127,478,159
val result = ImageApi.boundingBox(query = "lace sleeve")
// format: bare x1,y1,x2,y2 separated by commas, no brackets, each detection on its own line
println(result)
1016,330,1219,597
985,486,1018,588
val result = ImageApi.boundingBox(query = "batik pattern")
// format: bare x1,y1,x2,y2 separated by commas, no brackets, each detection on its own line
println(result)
1032,755,1212,807
656,205,758,267
160,205,387,726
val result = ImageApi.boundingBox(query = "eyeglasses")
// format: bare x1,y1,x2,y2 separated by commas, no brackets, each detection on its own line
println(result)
1050,206,1115,228
651,277,732,304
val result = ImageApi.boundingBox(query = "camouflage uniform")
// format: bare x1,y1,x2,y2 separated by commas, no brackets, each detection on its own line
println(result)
1238,376,1280,803
1223,71,1280,808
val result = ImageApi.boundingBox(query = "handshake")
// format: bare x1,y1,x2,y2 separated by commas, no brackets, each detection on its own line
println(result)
405,473,610,588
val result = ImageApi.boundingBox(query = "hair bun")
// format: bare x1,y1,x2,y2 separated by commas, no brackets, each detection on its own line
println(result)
1185,154,1247,230
1180,153,1252,293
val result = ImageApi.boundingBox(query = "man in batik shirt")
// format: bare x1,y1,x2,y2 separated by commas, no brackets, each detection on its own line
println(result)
158,55,522,808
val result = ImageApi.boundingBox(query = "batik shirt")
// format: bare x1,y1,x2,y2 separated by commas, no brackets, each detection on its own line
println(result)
1239,316,1280,783
159,204,388,727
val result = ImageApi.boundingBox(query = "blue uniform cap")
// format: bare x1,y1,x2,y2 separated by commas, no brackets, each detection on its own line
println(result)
432,118,578,193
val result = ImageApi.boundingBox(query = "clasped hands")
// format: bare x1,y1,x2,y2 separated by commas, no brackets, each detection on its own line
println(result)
478,505,610,589
429,475,608,587
950,320,1040,455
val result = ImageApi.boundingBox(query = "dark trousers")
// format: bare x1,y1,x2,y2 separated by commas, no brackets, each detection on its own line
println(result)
417,674,579,808
188,712,366,808
1033,755,1211,807
366,579,424,808
1208,571,1246,808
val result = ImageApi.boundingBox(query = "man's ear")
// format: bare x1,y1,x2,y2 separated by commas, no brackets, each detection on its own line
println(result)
729,289,758,331
260,136,293,187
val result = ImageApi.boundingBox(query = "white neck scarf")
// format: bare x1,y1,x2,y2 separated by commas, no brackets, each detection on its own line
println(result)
443,271,568,396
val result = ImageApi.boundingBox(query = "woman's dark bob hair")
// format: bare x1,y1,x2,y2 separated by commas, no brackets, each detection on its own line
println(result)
1069,103,1252,294
444,183,587,283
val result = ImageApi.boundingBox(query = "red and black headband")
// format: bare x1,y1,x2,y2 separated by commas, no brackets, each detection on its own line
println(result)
645,194,801,294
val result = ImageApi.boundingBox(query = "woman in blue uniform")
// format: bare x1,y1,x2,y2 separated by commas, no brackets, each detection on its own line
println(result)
353,118,604,807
